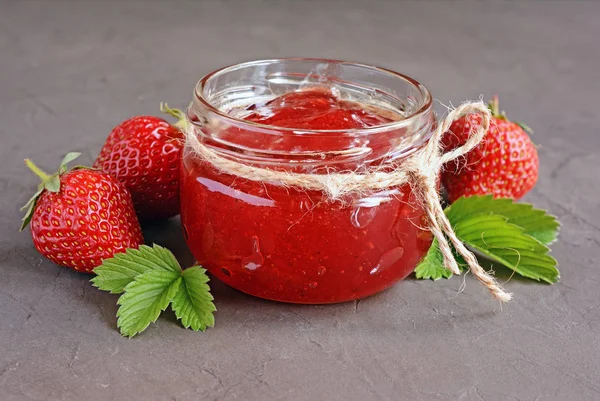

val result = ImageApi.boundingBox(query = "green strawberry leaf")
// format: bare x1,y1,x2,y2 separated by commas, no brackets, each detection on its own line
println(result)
414,240,453,280
414,239,469,280
117,270,182,338
20,184,44,212
44,174,61,192
171,266,216,331
58,152,82,174
92,245,181,294
92,244,216,337
445,195,560,245
19,184,45,231
453,214,559,283
415,196,560,283
515,122,534,134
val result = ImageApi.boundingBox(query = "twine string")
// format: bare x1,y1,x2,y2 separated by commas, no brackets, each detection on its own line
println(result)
185,101,512,302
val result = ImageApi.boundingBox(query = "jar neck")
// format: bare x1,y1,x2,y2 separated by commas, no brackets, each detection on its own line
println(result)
186,104,435,171
187,59,434,170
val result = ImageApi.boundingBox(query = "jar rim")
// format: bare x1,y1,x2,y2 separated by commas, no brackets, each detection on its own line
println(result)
193,58,433,135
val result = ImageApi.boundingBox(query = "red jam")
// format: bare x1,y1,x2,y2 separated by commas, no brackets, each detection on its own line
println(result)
244,88,395,129
181,89,432,303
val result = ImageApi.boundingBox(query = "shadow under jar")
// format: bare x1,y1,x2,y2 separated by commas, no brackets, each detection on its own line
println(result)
181,58,436,304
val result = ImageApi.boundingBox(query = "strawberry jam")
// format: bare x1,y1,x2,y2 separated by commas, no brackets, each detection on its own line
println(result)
181,60,434,304
244,88,395,129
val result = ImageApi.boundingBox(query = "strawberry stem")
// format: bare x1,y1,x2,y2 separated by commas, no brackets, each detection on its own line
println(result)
25,159,50,182
160,102,188,131
21,154,82,230
489,95,500,117
488,96,533,134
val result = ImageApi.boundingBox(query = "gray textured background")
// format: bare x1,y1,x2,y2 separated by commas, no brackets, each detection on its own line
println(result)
1,1,599,400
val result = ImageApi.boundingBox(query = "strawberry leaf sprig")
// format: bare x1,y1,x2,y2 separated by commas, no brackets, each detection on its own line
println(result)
92,244,215,337
415,195,560,283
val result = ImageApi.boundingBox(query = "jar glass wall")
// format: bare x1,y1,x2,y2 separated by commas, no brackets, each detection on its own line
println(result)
181,59,435,304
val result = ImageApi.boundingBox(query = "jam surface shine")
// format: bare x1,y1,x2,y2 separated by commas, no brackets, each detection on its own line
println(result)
244,88,396,129
181,89,432,303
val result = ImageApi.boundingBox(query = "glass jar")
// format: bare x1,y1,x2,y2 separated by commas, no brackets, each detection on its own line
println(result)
181,58,435,304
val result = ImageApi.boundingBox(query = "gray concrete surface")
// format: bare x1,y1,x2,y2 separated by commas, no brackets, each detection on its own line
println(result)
1,1,599,400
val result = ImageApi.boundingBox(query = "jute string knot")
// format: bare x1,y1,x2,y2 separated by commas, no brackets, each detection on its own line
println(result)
185,101,512,303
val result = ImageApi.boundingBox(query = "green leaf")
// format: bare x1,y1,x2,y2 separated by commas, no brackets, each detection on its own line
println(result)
453,214,559,283
92,245,181,294
19,202,36,231
59,152,82,173
116,270,182,338
446,195,560,245
44,174,61,192
20,184,44,212
172,266,216,331
414,196,560,283
516,122,534,134
414,240,454,280
19,184,45,231
92,244,216,336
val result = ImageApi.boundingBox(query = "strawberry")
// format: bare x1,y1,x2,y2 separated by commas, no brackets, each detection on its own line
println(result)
441,96,539,202
20,153,143,273
94,104,185,220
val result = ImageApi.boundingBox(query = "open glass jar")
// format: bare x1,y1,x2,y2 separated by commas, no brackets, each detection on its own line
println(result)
181,59,436,304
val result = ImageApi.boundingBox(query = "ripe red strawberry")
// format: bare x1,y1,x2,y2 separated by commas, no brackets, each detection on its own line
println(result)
21,153,143,273
441,96,539,202
94,104,185,220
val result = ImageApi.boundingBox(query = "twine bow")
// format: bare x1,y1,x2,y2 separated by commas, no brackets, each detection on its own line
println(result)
185,101,512,302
